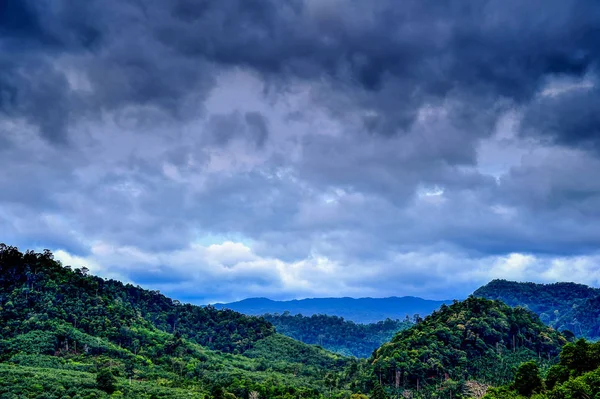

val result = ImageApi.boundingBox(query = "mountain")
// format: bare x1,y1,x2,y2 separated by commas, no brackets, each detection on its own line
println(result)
2,245,586,399
474,279,600,339
557,296,600,339
214,296,452,324
262,313,413,358
0,245,362,399
370,297,568,398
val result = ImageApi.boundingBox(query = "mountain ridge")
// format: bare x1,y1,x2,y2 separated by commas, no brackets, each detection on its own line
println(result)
474,279,600,339
214,296,453,324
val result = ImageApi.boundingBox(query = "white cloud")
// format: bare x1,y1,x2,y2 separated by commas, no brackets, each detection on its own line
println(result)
52,239,600,303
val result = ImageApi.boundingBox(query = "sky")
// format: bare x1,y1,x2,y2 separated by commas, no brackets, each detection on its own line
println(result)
2,0,600,303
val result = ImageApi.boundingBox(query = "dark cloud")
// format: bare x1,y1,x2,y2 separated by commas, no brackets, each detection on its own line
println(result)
0,57,72,143
244,112,270,148
4,0,600,143
3,0,600,300
0,0,45,41
522,85,600,152
206,111,270,148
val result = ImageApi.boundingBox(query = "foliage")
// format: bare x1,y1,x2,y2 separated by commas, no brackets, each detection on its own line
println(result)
474,279,600,339
262,312,413,358
0,244,358,399
4,244,592,399
371,297,566,397
371,383,387,399
556,295,600,339
513,362,542,396
96,367,117,393
0,244,275,354
484,339,600,399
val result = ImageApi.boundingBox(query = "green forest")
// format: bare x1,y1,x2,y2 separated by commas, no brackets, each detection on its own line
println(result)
475,279,600,339
262,313,412,358
2,245,600,399
484,339,600,399
371,297,568,398
0,245,363,399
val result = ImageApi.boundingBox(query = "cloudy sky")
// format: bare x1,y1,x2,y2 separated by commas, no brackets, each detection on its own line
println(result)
2,0,600,303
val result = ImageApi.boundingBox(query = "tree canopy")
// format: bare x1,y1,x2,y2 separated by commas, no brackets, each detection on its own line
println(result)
0,244,361,399
262,312,412,358
475,279,600,339
371,297,567,397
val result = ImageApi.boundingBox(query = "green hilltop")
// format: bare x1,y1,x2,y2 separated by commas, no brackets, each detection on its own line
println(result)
475,279,600,339
370,297,567,397
0,244,362,399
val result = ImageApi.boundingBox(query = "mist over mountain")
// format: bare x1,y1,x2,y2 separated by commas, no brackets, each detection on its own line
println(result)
213,296,452,324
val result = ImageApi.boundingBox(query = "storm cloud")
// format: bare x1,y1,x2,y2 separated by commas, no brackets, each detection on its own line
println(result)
2,0,600,302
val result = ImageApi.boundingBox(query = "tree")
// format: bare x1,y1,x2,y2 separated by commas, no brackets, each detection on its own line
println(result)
371,383,387,399
124,359,135,384
560,339,594,375
512,362,542,397
545,365,569,390
211,385,226,399
96,367,117,394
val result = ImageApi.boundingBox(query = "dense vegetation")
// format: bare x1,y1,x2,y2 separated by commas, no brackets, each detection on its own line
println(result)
484,339,600,399
262,313,413,358
370,297,568,398
215,297,450,324
474,279,600,339
0,245,364,399
0,245,275,354
3,245,591,399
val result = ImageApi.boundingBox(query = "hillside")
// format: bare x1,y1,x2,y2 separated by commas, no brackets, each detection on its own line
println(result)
474,279,600,339
262,313,412,358
557,295,600,339
214,296,451,324
0,245,361,399
2,245,585,399
371,297,568,398
485,339,600,399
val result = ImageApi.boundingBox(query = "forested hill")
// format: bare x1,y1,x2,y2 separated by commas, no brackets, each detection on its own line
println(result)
0,245,363,399
214,296,451,323
0,244,274,354
485,339,600,398
474,279,600,339
262,313,412,358
370,297,568,398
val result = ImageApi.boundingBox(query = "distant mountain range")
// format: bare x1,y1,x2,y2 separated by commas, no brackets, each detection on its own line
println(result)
213,296,453,323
